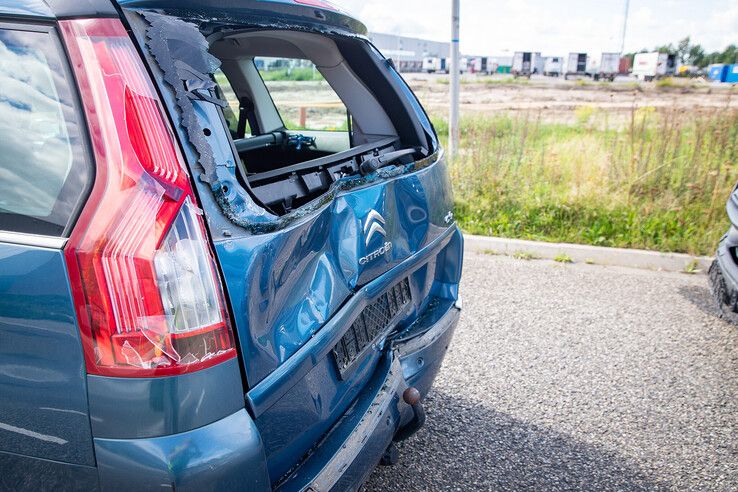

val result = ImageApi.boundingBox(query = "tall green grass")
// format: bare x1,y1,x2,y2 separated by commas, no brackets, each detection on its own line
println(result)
260,67,324,81
435,106,738,255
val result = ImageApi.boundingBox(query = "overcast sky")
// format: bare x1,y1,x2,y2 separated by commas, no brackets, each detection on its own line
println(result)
337,0,737,56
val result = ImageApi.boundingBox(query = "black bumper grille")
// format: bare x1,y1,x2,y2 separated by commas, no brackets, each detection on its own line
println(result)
332,278,412,376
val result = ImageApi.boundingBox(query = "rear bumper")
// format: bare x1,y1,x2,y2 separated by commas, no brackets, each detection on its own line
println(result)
278,301,461,491
93,303,460,492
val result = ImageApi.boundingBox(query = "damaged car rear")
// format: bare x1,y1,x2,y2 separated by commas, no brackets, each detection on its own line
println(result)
116,4,464,488
0,0,462,490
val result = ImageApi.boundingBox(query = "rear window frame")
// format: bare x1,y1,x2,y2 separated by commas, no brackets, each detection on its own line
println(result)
0,19,94,238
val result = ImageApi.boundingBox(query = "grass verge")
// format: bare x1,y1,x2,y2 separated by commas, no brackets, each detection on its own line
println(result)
434,105,738,256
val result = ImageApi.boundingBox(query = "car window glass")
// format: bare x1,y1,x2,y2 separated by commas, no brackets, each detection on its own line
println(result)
0,27,90,236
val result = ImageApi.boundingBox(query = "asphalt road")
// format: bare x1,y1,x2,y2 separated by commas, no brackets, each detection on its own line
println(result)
365,252,738,491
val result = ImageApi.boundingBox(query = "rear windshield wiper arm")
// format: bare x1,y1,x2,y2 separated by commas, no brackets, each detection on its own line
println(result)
359,147,419,176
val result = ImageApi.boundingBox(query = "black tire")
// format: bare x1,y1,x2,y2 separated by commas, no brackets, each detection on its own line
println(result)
709,259,738,322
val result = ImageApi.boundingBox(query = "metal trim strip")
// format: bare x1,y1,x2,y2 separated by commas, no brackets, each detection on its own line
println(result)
0,231,66,249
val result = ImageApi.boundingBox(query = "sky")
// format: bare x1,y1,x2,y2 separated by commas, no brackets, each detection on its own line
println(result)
336,0,738,56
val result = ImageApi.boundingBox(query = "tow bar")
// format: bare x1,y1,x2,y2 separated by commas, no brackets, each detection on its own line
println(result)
394,387,426,442
380,387,426,466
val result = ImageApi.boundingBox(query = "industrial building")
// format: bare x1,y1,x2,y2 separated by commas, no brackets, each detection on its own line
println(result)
368,32,449,72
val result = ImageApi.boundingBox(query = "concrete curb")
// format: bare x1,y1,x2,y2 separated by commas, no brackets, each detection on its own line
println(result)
463,234,713,274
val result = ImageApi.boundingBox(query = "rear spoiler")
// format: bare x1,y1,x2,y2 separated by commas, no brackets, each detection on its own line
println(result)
116,0,368,36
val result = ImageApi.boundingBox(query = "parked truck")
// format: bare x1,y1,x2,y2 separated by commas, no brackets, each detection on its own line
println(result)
587,52,620,81
543,56,563,76
512,51,543,78
425,56,467,74
564,52,588,79
490,55,513,74
470,56,496,75
632,52,677,81
422,56,447,73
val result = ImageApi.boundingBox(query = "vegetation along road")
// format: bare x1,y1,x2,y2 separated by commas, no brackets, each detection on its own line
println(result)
408,74,738,257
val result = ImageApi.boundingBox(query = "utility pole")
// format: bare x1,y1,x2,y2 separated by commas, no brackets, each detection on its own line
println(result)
449,0,460,158
619,0,630,54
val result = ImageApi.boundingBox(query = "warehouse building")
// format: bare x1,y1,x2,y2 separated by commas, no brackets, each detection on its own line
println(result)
368,32,450,72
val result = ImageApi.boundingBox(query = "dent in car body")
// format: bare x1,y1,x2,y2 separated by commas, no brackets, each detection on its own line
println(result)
216,158,455,385
244,227,462,482
121,6,462,484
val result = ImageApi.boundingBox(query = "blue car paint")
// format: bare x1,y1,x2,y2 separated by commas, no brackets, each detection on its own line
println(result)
86,358,245,439
118,0,369,37
154,39,460,479
0,243,95,467
246,229,462,482
0,1,464,489
94,409,271,491
276,305,460,491
0,451,98,491
215,158,455,385
127,2,463,484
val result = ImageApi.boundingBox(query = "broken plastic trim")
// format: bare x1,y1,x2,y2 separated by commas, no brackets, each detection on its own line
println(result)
137,10,438,234
141,10,223,187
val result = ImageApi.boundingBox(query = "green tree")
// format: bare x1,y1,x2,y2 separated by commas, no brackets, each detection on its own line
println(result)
655,43,675,55
719,44,737,64
677,37,691,64
687,44,705,66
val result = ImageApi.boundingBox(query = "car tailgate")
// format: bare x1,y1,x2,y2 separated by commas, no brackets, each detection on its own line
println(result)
122,8,459,483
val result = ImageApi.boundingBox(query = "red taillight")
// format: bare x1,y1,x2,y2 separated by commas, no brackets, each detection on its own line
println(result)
61,18,236,377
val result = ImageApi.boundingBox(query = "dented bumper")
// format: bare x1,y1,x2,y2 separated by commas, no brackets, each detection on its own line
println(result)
277,301,461,491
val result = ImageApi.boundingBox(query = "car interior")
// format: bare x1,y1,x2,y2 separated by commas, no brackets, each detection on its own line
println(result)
209,30,427,215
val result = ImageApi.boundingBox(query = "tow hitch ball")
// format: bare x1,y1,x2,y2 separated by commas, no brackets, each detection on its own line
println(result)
381,387,426,466
394,387,426,442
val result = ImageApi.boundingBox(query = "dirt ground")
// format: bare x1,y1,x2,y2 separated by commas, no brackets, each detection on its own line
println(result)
256,74,737,129
403,73,738,124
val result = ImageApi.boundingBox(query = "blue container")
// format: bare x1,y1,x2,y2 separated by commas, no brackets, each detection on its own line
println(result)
725,64,738,83
708,64,728,82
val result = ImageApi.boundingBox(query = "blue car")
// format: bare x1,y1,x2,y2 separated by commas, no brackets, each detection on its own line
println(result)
0,0,462,489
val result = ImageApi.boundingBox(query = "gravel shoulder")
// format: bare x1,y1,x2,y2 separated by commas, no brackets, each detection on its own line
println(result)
366,252,738,491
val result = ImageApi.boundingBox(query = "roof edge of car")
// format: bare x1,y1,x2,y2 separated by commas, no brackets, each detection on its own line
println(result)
0,0,119,20
116,0,368,36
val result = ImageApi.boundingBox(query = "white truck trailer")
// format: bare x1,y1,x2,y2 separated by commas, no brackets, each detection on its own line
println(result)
512,51,543,78
632,52,677,81
422,57,448,73
470,57,496,74
587,52,620,81
543,56,563,76
564,52,588,79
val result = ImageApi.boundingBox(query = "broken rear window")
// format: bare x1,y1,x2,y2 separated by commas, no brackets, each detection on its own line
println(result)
209,29,433,215
133,11,436,222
